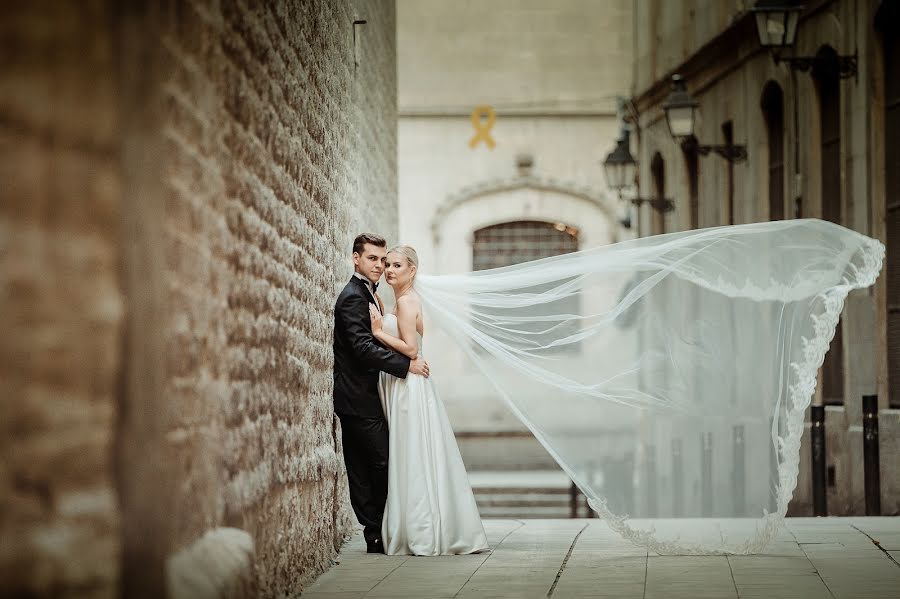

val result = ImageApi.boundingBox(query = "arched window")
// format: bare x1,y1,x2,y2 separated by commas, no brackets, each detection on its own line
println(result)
472,220,578,270
814,45,844,405
761,82,785,221
472,221,579,353
815,46,842,225
722,121,735,225
651,152,666,235
877,1,900,407
683,144,699,229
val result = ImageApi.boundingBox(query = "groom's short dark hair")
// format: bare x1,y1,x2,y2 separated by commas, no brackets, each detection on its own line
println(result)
353,233,387,254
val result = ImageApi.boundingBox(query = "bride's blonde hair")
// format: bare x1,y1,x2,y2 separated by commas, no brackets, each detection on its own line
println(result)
388,245,419,279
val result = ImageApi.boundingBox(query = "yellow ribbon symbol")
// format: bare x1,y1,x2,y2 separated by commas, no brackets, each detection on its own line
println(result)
468,105,497,149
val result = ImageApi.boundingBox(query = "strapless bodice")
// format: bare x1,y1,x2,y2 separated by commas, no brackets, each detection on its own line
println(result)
382,313,423,355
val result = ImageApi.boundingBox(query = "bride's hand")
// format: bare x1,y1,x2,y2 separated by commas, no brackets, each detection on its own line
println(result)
369,303,383,333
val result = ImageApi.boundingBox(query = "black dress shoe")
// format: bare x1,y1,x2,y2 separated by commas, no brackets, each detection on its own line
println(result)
366,539,385,554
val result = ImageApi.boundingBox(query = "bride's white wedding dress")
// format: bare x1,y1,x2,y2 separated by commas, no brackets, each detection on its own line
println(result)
378,313,489,556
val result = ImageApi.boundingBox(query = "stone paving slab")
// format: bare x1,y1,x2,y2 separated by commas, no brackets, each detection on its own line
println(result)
303,518,900,598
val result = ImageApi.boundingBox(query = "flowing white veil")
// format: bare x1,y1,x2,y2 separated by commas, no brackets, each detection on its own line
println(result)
414,218,884,554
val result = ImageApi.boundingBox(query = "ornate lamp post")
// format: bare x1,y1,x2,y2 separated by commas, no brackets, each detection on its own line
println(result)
662,75,748,163
750,0,801,48
602,131,637,195
750,1,857,79
602,128,674,212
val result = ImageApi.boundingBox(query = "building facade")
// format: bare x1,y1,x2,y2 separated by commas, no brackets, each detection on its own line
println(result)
396,0,634,442
628,0,898,515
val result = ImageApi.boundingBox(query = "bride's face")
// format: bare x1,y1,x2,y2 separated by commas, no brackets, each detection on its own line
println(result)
384,252,415,287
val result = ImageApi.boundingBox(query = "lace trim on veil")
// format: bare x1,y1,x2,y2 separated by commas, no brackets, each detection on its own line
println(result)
578,238,885,555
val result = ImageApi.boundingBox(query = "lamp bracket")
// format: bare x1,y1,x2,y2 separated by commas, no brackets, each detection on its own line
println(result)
630,197,675,213
772,51,858,80
681,137,748,163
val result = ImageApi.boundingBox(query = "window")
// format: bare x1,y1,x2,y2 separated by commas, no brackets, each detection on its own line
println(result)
472,221,580,354
815,47,842,225
472,220,578,270
761,82,785,221
722,121,735,225
814,45,844,405
683,143,699,229
651,152,666,235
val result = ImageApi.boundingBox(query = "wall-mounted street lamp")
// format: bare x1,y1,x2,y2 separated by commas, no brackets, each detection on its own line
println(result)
662,75,748,163
602,132,637,194
750,1,857,79
602,128,674,213
750,0,801,48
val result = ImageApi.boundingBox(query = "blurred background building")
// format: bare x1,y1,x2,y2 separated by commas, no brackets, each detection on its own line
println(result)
396,0,899,520
395,0,634,517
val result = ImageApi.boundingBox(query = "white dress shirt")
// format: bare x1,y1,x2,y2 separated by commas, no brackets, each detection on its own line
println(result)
353,272,380,306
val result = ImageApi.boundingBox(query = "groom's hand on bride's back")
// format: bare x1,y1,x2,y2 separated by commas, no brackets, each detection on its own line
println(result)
409,356,430,378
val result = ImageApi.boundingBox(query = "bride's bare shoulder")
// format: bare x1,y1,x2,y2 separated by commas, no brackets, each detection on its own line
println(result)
396,292,422,314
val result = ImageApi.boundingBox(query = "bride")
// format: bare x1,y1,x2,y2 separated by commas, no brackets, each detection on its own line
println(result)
368,245,489,556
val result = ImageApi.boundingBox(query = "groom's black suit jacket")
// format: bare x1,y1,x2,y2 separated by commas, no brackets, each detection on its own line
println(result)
333,276,410,419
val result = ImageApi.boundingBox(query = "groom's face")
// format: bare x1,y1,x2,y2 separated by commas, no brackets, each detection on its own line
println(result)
353,243,387,285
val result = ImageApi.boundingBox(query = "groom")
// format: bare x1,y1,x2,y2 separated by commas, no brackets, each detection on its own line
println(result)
333,233,430,553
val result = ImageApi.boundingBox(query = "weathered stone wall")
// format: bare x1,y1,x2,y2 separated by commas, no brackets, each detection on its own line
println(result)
632,0,745,95
155,1,398,594
1,1,398,596
0,1,124,594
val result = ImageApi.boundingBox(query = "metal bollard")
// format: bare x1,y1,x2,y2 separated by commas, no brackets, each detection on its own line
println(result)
811,405,827,516
769,414,780,514
623,453,636,515
863,395,881,516
645,444,657,517
702,432,713,516
569,481,578,518
672,439,684,517
586,461,597,518
733,425,746,515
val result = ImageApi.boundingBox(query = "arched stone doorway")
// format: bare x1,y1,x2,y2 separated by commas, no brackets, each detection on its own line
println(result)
430,177,619,274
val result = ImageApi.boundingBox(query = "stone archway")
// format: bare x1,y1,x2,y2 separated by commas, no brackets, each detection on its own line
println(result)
430,176,620,274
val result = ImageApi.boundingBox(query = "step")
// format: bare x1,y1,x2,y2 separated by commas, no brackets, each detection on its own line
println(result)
475,496,577,508
469,472,593,518
477,505,573,517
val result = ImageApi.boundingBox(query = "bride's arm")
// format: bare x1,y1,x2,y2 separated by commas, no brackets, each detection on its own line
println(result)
369,296,420,359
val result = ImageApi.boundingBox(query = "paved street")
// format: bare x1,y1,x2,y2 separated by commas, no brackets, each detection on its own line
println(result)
304,517,900,598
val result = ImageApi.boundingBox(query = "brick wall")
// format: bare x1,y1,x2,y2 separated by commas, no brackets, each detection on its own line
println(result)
1,1,398,595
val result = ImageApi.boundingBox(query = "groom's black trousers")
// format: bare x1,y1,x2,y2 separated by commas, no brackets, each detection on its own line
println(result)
338,414,389,543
